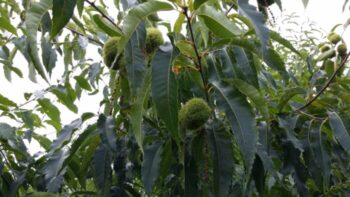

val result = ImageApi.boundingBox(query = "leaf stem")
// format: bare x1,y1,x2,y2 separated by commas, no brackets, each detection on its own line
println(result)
84,0,123,32
66,27,103,46
183,7,209,102
296,51,350,111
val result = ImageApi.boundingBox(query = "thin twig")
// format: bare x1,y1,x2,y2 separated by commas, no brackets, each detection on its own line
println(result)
84,0,123,32
296,51,350,111
183,7,209,102
226,4,236,15
66,27,103,46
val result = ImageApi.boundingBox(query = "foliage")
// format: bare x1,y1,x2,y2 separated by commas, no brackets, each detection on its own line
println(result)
0,0,350,196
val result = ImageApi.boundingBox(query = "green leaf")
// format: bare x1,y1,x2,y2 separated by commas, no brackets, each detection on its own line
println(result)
48,119,82,155
38,98,61,124
142,141,163,194
41,36,57,76
130,69,151,149
97,115,117,152
74,76,92,91
270,30,301,56
151,45,179,139
230,79,269,120
196,5,240,38
44,150,69,191
302,0,309,8
125,23,146,95
175,40,196,59
30,192,60,197
51,0,77,38
0,123,15,140
25,0,51,82
92,145,112,197
77,0,84,16
263,48,289,81
193,0,208,10
327,111,350,155
277,87,306,111
0,17,17,35
207,120,234,197
0,93,17,107
308,120,330,189
237,0,269,50
51,85,78,113
211,80,257,172
118,0,174,53
174,13,185,33
93,14,122,37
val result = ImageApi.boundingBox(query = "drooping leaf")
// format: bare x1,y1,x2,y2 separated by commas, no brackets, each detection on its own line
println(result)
48,119,82,155
277,87,306,111
0,123,15,140
197,5,240,38
142,141,163,194
38,98,61,124
207,120,234,197
130,69,151,149
125,23,146,95
25,0,52,82
230,79,269,120
41,36,57,76
151,44,178,139
0,17,17,35
263,48,289,81
308,120,330,189
118,0,174,53
211,80,257,172
97,115,117,152
327,111,350,155
44,150,69,191
302,0,309,8
74,75,92,91
237,0,269,50
93,14,122,37
270,30,301,56
278,115,303,151
51,0,77,38
51,85,78,113
193,0,208,10
92,145,112,197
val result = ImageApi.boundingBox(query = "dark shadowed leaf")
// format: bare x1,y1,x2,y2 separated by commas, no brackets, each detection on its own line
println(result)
211,80,257,172
93,14,122,37
151,44,178,139
142,141,163,194
93,145,112,197
97,115,117,152
327,111,350,155
51,0,77,38
207,120,234,197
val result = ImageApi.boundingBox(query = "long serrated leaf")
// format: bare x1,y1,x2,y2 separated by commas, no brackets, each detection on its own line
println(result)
207,120,234,197
97,115,117,152
327,111,350,155
196,5,240,38
93,14,122,37
263,48,289,81
270,30,301,56
308,120,330,189
238,0,269,50
51,0,77,38
130,69,151,149
211,81,257,172
142,141,163,194
48,119,82,155
92,145,112,197
230,79,269,120
38,98,61,124
25,0,51,82
44,149,69,188
151,45,178,139
125,23,146,95
118,0,174,53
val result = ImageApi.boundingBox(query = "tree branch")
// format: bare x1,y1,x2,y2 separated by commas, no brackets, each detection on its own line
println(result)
66,27,103,46
84,0,123,32
296,51,350,111
183,7,209,102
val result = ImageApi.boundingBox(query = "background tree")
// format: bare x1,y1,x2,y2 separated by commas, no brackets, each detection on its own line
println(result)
0,0,350,196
